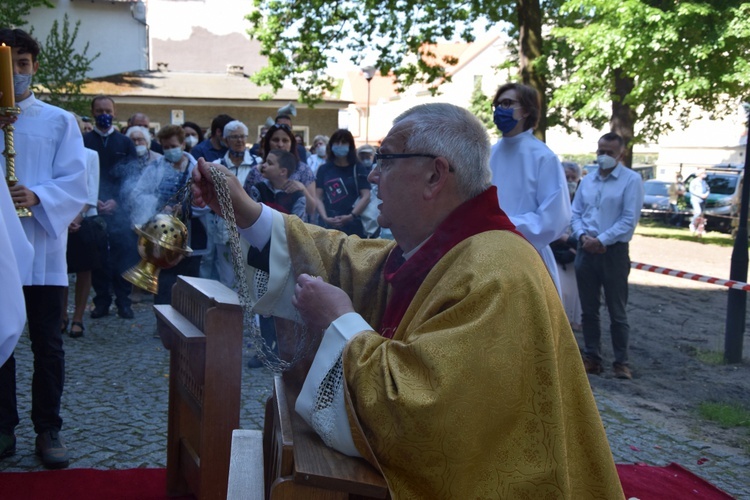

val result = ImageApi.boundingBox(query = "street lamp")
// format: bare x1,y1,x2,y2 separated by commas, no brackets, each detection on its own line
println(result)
361,66,376,144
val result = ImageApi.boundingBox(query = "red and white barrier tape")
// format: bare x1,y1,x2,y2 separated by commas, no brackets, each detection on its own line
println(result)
631,262,750,292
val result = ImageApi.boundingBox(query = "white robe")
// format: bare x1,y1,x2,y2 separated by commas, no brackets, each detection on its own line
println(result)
0,94,88,286
0,182,33,365
490,129,570,294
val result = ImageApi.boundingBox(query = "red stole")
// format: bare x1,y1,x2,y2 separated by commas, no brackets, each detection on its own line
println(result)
379,186,521,338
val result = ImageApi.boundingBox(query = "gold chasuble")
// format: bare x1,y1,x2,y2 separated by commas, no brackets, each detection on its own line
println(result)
280,189,623,499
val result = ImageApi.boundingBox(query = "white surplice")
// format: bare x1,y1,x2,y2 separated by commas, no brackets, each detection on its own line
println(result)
490,129,570,294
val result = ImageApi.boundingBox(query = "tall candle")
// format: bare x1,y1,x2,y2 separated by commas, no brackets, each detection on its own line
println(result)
0,44,14,108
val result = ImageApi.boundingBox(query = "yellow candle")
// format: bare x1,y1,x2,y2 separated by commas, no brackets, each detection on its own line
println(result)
0,44,14,108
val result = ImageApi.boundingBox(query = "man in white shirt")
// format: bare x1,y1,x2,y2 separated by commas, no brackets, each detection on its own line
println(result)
489,82,571,295
0,28,87,469
571,132,645,380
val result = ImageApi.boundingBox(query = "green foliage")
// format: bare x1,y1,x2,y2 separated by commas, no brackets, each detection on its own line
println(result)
0,0,52,28
33,14,99,116
245,0,517,107
698,402,750,428
550,1,750,145
468,78,495,131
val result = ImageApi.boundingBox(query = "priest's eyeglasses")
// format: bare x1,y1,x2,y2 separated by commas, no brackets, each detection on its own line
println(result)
373,153,437,173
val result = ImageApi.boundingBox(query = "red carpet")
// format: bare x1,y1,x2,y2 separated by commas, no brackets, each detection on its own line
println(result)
0,463,734,499
0,468,193,500
616,463,734,499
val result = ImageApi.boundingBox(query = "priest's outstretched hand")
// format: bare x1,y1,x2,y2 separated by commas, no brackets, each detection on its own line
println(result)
292,273,355,333
192,158,261,228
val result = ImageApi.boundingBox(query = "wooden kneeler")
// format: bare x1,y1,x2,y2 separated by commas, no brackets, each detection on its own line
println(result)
155,276,243,500
262,318,389,499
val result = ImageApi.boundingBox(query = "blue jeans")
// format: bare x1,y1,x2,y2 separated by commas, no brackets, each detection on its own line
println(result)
574,242,631,365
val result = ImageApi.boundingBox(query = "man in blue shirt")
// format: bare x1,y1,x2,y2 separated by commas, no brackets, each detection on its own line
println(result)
571,132,645,380
190,113,233,162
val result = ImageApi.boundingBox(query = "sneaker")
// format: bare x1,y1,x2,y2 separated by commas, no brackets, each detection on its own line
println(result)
35,430,70,469
582,356,603,375
0,433,16,459
613,362,633,380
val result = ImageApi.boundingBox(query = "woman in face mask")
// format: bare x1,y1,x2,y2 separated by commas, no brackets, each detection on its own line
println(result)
125,126,162,170
306,134,329,175
487,83,572,297
314,129,371,237
242,123,318,221
128,125,204,305
182,121,204,153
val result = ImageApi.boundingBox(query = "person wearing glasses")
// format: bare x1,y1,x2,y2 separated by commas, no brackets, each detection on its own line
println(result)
489,83,571,296
314,129,371,237
191,102,622,498
208,120,263,287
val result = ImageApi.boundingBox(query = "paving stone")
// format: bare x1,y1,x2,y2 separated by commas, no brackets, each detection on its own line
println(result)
1,284,749,499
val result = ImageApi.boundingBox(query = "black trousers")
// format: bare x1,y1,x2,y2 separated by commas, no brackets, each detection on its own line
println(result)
0,286,65,434
92,217,139,310
575,241,632,365
154,255,202,306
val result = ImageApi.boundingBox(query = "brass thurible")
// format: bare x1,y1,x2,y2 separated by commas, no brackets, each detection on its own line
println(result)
122,213,193,294
2,106,32,218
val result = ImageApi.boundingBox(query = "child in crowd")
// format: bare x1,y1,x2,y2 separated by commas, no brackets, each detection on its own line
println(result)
249,149,307,219
245,149,306,368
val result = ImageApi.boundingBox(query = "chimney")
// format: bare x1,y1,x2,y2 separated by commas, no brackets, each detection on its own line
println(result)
227,65,245,76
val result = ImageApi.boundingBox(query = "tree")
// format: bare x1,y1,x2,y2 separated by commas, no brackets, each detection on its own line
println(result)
550,1,750,166
468,77,495,131
0,0,52,28
33,14,99,116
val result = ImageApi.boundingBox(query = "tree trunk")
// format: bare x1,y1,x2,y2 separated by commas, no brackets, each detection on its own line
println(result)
611,68,637,168
517,0,547,141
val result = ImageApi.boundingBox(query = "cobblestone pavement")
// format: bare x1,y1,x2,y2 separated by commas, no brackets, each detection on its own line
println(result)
1,288,748,498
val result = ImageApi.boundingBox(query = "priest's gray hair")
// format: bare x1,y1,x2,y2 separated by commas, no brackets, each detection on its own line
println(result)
125,125,151,144
393,103,492,199
223,120,249,138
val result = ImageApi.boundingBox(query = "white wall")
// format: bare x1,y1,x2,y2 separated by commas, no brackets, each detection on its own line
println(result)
28,0,148,78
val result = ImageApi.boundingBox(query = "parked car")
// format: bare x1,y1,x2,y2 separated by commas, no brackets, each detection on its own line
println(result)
684,165,743,233
641,179,671,219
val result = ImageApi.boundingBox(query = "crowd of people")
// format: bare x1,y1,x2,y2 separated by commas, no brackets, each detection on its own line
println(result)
2,27,641,496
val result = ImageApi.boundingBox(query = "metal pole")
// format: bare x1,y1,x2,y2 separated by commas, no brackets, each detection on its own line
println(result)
365,79,371,144
724,106,750,363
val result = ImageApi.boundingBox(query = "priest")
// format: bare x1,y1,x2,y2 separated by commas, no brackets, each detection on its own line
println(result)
192,103,624,498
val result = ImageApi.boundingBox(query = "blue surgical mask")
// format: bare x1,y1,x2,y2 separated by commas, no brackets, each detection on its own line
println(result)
95,113,113,130
331,145,349,158
361,159,373,168
596,154,618,171
493,107,518,135
164,147,183,163
135,145,148,157
13,73,32,96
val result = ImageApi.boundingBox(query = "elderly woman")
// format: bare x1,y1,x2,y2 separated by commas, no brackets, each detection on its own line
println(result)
306,134,329,174
204,120,263,287
315,128,371,237
131,125,208,305
243,123,317,221
126,125,162,170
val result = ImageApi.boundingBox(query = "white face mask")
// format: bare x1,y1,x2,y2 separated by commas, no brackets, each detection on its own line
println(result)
596,154,618,171
185,136,198,148
135,144,148,157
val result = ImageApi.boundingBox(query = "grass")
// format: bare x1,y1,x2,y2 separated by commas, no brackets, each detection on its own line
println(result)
636,218,735,247
694,349,726,365
698,402,750,429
